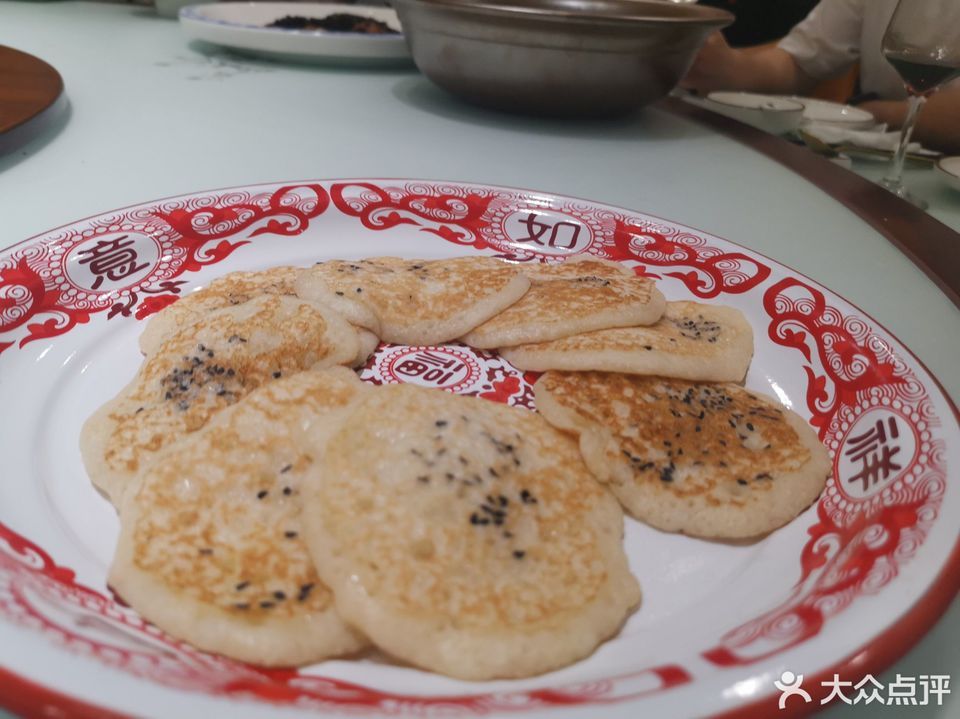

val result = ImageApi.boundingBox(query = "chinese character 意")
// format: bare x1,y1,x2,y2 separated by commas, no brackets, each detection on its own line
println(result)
76,235,149,290
514,213,581,250
845,416,902,492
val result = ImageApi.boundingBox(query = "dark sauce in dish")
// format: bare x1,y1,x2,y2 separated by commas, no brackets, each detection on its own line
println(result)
266,13,399,34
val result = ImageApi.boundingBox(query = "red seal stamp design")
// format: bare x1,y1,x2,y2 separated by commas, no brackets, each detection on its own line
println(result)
361,343,536,409
375,345,481,392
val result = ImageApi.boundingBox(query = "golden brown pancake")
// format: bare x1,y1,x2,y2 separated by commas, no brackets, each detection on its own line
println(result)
109,368,369,666
534,371,830,539
139,267,301,356
460,257,665,349
299,383,640,680
81,294,360,506
502,301,754,382
294,256,530,345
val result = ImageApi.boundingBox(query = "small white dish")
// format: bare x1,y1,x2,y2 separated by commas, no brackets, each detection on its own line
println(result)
703,91,805,135
935,156,960,192
179,2,411,64
792,97,876,130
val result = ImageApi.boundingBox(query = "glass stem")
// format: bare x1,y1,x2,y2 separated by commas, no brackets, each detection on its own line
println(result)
883,94,926,187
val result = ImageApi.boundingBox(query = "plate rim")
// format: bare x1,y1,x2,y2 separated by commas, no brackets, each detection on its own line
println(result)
1,176,958,718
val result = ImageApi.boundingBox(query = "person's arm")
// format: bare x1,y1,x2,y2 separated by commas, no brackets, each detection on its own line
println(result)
681,32,817,95
858,86,960,154
683,0,862,96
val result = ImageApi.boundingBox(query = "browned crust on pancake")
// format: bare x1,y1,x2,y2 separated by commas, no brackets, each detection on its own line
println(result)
294,256,530,345
109,369,368,666
82,295,359,505
534,371,830,539
301,384,640,679
139,267,301,355
461,258,666,349
502,301,753,382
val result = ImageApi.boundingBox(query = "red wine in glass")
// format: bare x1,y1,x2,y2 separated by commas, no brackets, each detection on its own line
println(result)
884,51,960,96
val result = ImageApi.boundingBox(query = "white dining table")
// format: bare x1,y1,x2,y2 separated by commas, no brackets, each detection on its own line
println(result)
0,2,957,718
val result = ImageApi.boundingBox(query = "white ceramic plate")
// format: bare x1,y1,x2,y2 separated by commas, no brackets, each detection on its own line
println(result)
1,180,957,718
935,156,960,192
178,2,411,64
700,92,804,135
791,97,876,130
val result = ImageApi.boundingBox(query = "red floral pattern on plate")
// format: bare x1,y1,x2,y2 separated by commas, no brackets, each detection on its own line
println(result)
610,218,771,297
0,185,328,353
330,182,502,249
702,277,945,666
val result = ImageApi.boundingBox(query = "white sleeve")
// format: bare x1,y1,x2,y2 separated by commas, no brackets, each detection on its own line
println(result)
777,0,865,81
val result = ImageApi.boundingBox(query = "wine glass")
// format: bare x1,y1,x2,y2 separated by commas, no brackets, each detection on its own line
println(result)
880,0,960,209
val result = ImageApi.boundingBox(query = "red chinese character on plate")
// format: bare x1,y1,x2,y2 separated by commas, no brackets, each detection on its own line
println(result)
836,408,917,500
500,209,593,255
381,347,479,390
844,417,902,493
513,213,582,250
75,235,149,290
394,350,467,386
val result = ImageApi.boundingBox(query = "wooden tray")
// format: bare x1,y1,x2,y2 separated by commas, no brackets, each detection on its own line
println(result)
0,45,64,143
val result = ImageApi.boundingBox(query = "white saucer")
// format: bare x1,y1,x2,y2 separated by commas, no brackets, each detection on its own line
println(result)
702,91,805,135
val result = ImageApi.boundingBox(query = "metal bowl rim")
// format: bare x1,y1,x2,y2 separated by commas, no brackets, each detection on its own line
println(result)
398,0,735,25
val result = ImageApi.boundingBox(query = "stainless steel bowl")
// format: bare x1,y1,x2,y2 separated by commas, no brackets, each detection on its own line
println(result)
392,0,732,117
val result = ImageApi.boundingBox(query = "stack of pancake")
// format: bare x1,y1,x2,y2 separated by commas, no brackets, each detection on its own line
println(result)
80,255,829,678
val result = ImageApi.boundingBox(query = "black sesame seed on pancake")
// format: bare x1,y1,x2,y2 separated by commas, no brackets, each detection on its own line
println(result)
534,371,830,539
460,257,666,349
294,256,530,346
299,383,640,680
502,301,754,383
81,294,361,507
109,368,370,666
